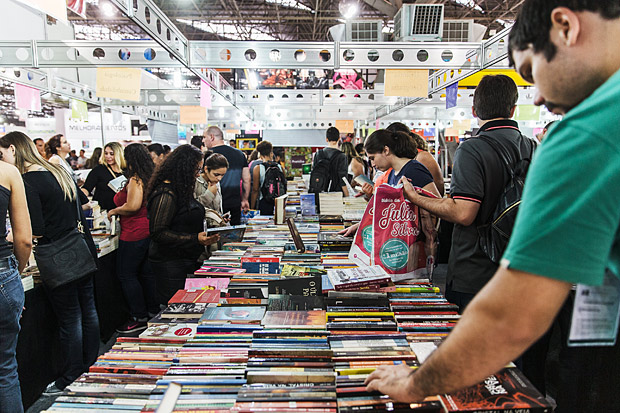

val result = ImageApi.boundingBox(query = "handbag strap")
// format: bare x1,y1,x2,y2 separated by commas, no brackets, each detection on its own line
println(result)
74,186,85,233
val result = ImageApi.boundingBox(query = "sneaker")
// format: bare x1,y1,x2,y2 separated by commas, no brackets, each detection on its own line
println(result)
42,382,64,396
116,319,148,334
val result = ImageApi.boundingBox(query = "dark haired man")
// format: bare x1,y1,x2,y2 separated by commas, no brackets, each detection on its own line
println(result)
311,127,349,196
190,136,205,152
366,2,620,411
147,143,165,166
33,138,46,158
400,74,536,312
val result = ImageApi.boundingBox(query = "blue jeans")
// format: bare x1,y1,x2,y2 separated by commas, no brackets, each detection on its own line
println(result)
0,255,24,413
44,275,100,389
117,238,158,319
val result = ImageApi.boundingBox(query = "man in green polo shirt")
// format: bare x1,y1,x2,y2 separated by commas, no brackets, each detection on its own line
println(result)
365,1,620,411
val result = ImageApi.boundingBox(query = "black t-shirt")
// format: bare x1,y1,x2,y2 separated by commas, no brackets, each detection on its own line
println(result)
82,164,123,211
23,171,78,245
0,185,11,259
387,159,434,188
212,145,248,209
448,119,535,295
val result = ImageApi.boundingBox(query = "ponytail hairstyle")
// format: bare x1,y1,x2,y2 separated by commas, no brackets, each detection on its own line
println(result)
0,132,77,201
364,129,418,159
45,133,63,158
203,151,229,171
386,122,428,152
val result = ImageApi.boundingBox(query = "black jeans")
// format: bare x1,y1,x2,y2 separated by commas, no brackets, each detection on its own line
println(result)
444,282,476,314
44,275,100,389
223,206,241,226
151,258,201,306
116,238,158,319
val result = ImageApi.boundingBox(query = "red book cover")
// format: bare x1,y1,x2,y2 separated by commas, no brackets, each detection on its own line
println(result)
241,255,281,263
168,289,220,304
440,368,552,412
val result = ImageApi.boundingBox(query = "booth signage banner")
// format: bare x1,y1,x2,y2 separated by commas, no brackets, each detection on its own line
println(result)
179,106,208,125
70,99,88,122
26,117,56,137
14,84,41,112
200,81,212,109
96,68,142,102
61,109,131,144
446,82,458,109
14,0,68,22
384,69,428,98
335,119,354,134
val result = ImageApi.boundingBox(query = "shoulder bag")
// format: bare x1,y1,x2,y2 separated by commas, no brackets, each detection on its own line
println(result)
34,190,98,289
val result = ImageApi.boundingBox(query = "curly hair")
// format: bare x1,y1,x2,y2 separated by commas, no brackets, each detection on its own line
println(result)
124,143,154,187
146,144,202,206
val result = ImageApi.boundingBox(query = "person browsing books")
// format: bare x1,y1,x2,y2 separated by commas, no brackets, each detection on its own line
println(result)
81,142,125,211
146,145,219,305
107,144,159,334
195,151,229,215
366,2,620,411
0,132,100,397
0,144,32,413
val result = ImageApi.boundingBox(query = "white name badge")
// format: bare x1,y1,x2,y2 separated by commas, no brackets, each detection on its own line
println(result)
568,270,620,347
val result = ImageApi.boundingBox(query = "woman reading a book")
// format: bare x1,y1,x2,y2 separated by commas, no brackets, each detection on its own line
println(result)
0,132,100,396
107,144,159,334
146,145,219,305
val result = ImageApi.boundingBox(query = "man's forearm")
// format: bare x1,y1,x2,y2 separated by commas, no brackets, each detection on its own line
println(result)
409,269,571,398
407,194,461,224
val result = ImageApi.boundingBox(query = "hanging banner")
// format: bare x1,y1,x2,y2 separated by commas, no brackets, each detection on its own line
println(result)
514,105,541,121
96,68,142,102
452,119,471,131
446,82,458,109
384,69,428,98
14,0,68,22
335,119,355,134
14,84,41,112
70,99,88,122
200,81,212,109
179,106,208,125
66,0,86,18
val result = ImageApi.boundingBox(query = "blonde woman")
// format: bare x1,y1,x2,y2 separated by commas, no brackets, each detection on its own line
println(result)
81,142,125,211
0,132,99,396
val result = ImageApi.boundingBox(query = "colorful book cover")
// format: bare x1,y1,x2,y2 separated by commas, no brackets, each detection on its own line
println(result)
262,310,327,329
168,289,221,304
139,323,197,340
199,306,266,324
184,277,230,290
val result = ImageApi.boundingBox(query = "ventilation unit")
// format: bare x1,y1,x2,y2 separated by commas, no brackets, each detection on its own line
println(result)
345,20,384,42
442,19,474,42
394,4,444,42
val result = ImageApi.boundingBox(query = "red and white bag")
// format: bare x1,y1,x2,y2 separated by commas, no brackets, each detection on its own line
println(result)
349,195,374,267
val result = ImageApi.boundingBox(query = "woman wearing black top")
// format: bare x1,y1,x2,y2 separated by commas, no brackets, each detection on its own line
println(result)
0,132,100,396
146,145,219,305
82,142,125,210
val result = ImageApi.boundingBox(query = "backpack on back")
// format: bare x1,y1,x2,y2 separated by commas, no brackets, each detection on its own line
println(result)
261,161,287,203
309,149,342,194
477,135,536,263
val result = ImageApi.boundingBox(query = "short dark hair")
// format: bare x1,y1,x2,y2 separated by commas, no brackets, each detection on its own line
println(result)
147,143,164,156
473,75,518,120
256,140,273,157
203,151,229,171
354,143,364,154
163,145,171,155
273,147,284,159
543,121,557,131
33,138,43,144
364,130,417,159
326,127,340,142
508,0,620,66
190,136,204,149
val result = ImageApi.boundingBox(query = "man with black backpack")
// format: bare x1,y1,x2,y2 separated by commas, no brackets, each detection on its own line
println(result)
309,127,349,199
400,75,535,312
251,140,287,215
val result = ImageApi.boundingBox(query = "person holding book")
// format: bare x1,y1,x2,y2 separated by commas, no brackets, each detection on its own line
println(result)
0,132,100,397
195,151,228,215
81,142,126,211
146,144,220,305
366,2,620,411
0,145,32,413
107,144,158,334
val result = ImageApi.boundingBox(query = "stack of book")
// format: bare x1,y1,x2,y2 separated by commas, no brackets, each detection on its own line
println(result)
326,266,392,292
318,232,353,252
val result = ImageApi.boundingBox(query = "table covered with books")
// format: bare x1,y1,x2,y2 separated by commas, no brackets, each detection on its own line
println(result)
33,185,553,413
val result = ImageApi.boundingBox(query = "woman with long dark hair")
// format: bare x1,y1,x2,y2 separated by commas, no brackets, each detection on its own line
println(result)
81,142,125,211
195,151,229,214
107,144,158,333
46,134,75,178
0,132,99,396
85,147,102,170
146,145,219,304
0,144,32,413
340,141,366,182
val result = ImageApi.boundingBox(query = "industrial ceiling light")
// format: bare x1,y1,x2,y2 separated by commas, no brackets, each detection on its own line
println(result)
101,1,116,17
339,0,359,20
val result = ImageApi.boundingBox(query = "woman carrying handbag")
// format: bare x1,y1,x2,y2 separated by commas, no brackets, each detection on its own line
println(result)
0,132,100,396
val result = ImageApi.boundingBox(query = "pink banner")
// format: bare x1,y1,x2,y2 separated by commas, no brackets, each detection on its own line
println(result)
67,0,86,18
200,81,212,109
14,84,41,112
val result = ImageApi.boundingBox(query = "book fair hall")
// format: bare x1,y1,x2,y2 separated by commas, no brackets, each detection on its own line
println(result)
2,0,620,412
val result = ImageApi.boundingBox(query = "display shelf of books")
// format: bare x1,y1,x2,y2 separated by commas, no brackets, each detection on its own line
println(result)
42,202,551,413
